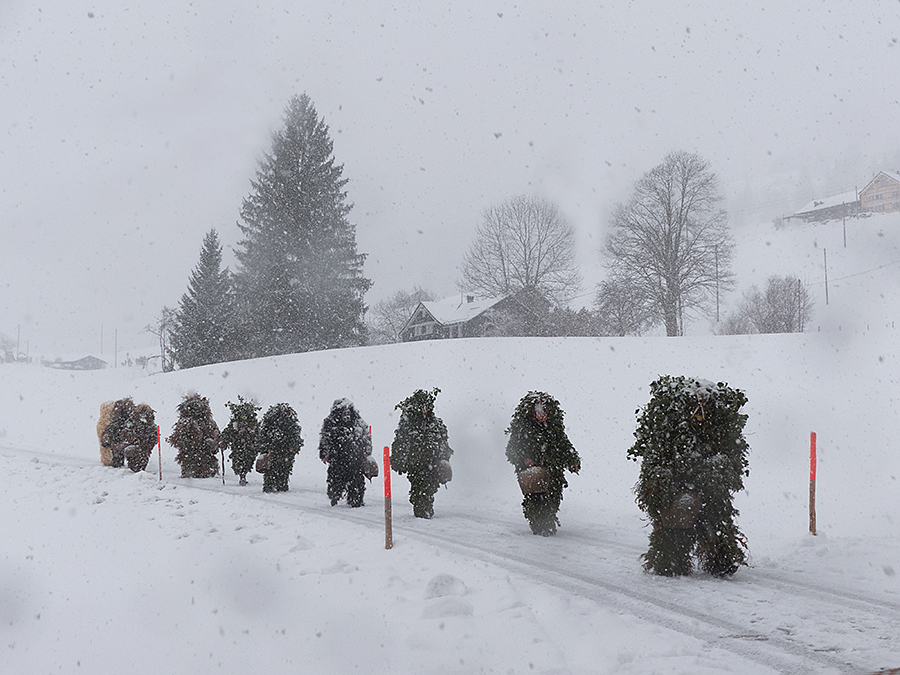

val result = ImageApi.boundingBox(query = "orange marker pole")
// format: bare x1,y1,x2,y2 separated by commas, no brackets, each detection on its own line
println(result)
809,432,817,535
384,446,393,549
157,425,162,481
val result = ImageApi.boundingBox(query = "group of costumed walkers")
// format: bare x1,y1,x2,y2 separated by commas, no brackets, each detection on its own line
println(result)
97,376,750,578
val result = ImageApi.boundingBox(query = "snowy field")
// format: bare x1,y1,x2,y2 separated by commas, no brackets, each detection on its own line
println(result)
2,214,900,674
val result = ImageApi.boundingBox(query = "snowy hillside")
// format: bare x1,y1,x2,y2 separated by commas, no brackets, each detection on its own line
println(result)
1,214,900,674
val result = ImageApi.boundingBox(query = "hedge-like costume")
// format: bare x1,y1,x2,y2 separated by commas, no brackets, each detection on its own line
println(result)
256,403,303,493
220,397,261,485
98,398,156,471
167,393,220,479
124,403,157,472
506,391,581,536
318,399,373,507
102,397,136,468
390,388,453,519
628,376,750,577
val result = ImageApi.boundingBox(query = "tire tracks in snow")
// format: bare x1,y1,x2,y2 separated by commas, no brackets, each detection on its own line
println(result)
189,481,887,675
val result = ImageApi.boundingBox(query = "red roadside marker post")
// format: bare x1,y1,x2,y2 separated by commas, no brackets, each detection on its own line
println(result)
157,425,163,481
384,446,393,550
809,432,817,536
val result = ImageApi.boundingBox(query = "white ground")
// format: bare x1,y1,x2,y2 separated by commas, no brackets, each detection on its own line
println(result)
2,214,899,674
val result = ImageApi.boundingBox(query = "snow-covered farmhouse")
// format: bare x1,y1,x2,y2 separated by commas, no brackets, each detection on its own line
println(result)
788,169,900,222
787,190,860,223
859,170,900,214
401,290,549,342
45,355,108,370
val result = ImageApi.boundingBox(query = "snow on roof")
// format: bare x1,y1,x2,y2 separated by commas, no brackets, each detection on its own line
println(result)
420,294,506,325
795,189,858,215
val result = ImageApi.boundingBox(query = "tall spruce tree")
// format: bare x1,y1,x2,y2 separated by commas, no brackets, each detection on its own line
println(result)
170,229,235,369
234,94,371,357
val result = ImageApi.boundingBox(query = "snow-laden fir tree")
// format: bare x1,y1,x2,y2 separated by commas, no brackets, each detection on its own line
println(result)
505,391,581,536
256,403,303,493
219,396,261,486
390,388,453,519
170,229,236,369
234,94,371,357
167,393,220,479
628,376,750,577
318,398,373,507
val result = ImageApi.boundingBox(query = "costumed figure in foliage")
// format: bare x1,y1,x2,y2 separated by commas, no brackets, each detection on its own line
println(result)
98,398,157,471
167,393,221,479
219,396,261,486
256,403,303,493
318,398,376,507
100,397,136,468
124,403,157,472
390,388,453,519
628,376,750,578
506,391,581,536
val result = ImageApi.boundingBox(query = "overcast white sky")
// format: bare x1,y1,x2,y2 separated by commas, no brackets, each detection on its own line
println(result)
2,1,899,355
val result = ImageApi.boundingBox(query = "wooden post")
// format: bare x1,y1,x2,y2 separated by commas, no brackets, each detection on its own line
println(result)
809,432,817,535
221,448,226,485
384,446,393,549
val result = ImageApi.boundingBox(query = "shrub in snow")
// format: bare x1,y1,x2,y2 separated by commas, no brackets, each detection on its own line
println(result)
318,398,373,507
505,391,581,536
628,376,750,577
219,396,261,486
167,393,220,479
390,388,453,519
256,403,303,493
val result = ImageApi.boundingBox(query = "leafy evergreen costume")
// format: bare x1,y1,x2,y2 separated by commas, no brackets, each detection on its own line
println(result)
628,376,750,577
506,391,581,536
390,389,453,519
124,403,157,473
220,397,261,486
167,393,220,479
257,403,303,493
318,398,372,507
102,397,136,468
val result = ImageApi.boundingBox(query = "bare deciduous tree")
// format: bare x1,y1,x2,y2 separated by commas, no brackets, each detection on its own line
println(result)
604,151,734,336
594,277,655,336
366,286,435,344
459,195,582,306
720,276,814,335
146,306,177,372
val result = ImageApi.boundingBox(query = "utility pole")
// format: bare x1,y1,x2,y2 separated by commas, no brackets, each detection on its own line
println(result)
715,245,720,323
